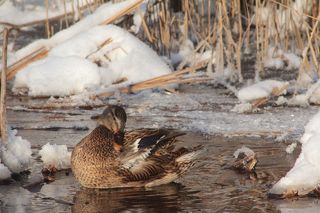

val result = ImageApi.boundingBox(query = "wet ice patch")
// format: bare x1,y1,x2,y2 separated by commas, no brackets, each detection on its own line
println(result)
39,143,71,170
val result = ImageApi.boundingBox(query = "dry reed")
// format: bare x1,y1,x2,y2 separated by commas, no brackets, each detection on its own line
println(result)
0,28,9,143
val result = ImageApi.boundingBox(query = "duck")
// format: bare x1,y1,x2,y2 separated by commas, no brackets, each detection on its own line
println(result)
71,105,203,189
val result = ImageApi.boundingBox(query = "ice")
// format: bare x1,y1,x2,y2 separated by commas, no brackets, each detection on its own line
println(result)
39,143,71,170
1,129,32,174
237,80,288,103
270,111,320,195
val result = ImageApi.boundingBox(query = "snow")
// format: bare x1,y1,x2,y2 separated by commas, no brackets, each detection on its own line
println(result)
7,0,143,66
237,80,288,103
39,143,71,170
13,56,101,97
233,146,255,158
0,0,93,26
231,103,254,113
270,111,320,195
130,0,148,34
286,142,297,154
171,39,216,68
0,162,11,180
1,129,32,174
13,25,172,97
264,47,302,70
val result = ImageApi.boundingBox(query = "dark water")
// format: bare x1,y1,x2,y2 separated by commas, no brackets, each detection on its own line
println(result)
0,123,311,213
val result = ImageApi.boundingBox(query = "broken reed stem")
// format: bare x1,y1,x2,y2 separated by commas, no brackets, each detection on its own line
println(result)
0,28,9,143
93,61,208,98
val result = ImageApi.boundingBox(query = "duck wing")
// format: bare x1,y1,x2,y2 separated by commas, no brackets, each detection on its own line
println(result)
117,129,186,181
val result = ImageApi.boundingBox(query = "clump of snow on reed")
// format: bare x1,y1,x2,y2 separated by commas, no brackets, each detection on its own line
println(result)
0,129,32,174
270,111,320,196
264,47,302,70
237,80,288,103
39,143,72,170
13,25,171,97
233,146,255,158
277,80,320,107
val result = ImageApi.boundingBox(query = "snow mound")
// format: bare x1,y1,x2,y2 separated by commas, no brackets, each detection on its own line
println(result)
13,56,101,97
13,25,171,97
92,25,172,85
9,0,142,65
1,129,32,174
270,111,320,196
0,162,11,180
237,80,288,103
39,143,72,170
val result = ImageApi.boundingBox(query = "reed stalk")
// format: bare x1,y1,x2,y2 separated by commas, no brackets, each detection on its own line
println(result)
0,28,9,143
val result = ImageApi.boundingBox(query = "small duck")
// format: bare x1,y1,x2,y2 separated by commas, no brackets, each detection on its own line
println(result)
71,105,203,189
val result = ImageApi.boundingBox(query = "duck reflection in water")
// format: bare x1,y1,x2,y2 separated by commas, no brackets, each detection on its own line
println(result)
72,183,201,213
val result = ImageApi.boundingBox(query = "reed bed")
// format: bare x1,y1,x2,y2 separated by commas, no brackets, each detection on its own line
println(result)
139,0,320,83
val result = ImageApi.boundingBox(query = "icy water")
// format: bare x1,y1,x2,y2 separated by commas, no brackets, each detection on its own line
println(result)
2,103,319,213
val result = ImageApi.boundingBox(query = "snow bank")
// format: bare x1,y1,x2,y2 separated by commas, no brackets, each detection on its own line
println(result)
13,25,172,97
270,111,320,196
39,143,72,170
9,0,142,66
13,56,101,97
237,80,288,103
1,129,32,174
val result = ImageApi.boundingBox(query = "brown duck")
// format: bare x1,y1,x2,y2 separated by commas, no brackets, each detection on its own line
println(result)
71,105,203,189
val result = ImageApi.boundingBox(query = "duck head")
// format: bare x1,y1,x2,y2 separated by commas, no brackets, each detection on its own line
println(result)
92,105,127,134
